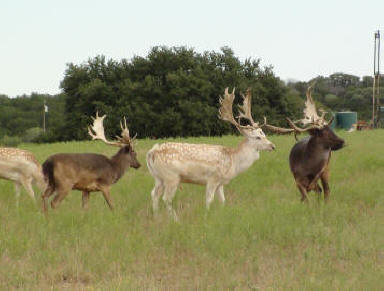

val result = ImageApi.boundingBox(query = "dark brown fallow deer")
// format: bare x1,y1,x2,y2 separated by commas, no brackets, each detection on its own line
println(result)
41,113,140,212
264,86,344,202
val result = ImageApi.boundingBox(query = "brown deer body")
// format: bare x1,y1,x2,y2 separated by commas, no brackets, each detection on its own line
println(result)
288,128,344,201
41,113,140,212
265,86,344,201
0,147,46,205
147,88,275,220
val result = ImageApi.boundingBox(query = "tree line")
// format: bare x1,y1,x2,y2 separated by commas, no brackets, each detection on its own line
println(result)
0,93,65,145
288,73,384,121
0,46,383,144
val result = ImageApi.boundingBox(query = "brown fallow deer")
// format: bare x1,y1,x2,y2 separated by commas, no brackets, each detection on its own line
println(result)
264,86,344,202
146,88,276,221
41,113,140,212
0,147,46,206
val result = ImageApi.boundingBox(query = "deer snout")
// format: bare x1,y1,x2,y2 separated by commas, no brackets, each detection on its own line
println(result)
332,140,344,151
331,137,345,151
266,142,275,151
131,162,141,169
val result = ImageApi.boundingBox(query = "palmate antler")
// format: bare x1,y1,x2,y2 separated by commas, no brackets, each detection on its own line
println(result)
88,112,135,147
237,88,260,127
301,85,327,127
218,88,246,130
262,85,333,135
218,88,264,132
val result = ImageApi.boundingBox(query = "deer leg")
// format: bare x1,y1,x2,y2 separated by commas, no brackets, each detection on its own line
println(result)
82,191,90,210
315,183,322,193
51,192,68,209
320,168,330,202
51,185,71,209
151,179,164,215
297,183,309,203
294,176,310,203
162,180,179,221
14,182,21,207
100,187,114,210
206,182,220,210
20,177,36,201
313,182,322,201
41,186,55,212
216,185,225,205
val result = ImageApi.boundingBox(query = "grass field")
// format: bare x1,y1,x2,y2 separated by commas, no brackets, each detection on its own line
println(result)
0,130,383,289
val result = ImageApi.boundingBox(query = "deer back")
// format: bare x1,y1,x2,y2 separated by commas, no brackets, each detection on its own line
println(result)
147,142,234,182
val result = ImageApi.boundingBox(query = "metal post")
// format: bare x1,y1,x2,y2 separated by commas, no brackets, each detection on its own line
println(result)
43,101,46,133
377,31,381,127
373,30,381,128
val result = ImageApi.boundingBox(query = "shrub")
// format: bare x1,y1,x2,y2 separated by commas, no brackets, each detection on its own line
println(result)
0,135,22,147
23,127,44,143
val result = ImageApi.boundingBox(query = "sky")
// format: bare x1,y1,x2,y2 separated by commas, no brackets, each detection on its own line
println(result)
1,0,383,97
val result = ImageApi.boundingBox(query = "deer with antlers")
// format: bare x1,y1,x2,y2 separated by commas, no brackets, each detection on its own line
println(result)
41,113,140,212
146,88,275,220
264,86,344,202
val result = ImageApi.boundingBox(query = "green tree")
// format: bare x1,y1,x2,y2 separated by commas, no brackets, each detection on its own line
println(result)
59,47,304,140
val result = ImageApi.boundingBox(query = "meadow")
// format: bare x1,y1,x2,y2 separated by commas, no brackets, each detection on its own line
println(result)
0,130,383,290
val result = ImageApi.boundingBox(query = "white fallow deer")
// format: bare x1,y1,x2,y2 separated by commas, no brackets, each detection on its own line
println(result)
0,147,46,206
146,88,276,220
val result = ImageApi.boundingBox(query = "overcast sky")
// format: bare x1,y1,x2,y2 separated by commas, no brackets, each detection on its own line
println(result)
1,0,383,97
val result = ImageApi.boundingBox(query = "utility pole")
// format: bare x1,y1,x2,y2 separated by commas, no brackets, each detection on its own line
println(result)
43,101,47,133
373,30,381,128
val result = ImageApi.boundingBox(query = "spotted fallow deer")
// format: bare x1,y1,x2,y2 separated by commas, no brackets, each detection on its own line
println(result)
41,113,140,212
146,88,275,220
0,147,46,206
264,86,344,202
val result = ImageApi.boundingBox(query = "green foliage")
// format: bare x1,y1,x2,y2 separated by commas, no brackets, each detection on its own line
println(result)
0,93,66,142
60,47,303,140
288,74,384,121
0,135,22,147
22,127,44,143
1,51,382,142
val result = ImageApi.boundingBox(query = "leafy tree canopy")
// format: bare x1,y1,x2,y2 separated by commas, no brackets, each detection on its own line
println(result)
60,46,303,140
2,49,382,142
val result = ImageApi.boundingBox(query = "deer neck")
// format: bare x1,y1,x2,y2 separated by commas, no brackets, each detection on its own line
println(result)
110,150,130,183
230,138,260,176
305,137,331,166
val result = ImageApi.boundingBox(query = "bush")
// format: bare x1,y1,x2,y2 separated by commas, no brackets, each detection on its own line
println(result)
33,128,64,143
0,135,22,147
23,127,44,143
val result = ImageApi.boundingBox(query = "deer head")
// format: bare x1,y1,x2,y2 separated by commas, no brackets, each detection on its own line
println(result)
219,88,275,151
262,86,344,150
88,112,140,167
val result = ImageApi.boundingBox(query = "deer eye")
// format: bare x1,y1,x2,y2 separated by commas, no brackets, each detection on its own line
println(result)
256,137,261,140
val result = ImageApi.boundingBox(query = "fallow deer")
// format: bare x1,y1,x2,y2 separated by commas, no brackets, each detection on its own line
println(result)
146,88,275,220
264,86,344,202
41,113,140,212
0,147,46,206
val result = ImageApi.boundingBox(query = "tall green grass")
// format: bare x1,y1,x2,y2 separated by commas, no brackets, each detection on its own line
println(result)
0,130,382,289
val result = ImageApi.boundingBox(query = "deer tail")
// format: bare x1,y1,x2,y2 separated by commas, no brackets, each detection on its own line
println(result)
42,159,55,190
